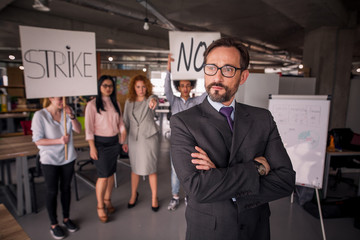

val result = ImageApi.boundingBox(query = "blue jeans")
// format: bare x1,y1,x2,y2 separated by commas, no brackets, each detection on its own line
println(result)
170,156,180,196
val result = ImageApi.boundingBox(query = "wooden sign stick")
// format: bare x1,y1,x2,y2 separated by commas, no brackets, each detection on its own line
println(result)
63,96,68,160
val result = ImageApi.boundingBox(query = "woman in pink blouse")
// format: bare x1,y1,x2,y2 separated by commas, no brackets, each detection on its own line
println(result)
85,75,125,223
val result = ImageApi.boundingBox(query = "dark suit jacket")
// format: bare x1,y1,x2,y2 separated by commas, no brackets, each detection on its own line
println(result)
170,98,295,240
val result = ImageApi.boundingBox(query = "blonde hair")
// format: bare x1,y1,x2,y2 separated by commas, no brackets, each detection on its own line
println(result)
42,98,51,108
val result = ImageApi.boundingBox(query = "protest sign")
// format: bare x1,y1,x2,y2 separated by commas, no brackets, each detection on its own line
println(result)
20,26,97,99
169,31,220,80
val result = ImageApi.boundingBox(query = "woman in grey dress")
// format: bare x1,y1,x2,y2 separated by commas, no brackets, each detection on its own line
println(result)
122,74,160,211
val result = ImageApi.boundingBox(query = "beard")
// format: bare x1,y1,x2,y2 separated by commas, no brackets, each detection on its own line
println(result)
206,81,240,103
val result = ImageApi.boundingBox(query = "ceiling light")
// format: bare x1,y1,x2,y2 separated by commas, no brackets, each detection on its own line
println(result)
32,0,50,12
19,66,24,70
298,64,304,69
138,0,177,30
143,18,149,31
143,0,150,31
9,55,15,60
143,68,147,72
108,56,113,62
356,68,360,73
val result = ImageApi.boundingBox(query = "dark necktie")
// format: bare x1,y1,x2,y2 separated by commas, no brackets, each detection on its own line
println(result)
219,106,234,131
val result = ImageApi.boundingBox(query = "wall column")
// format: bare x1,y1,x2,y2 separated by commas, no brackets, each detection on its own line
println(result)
303,26,355,129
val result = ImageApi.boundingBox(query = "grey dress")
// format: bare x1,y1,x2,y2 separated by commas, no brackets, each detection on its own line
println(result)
123,96,160,176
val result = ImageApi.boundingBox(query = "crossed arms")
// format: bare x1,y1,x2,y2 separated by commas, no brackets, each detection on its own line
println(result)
170,112,296,209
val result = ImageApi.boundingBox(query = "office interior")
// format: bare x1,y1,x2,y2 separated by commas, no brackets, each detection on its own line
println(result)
1,0,360,239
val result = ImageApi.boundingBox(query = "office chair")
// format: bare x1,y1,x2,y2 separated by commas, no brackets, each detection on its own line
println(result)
29,154,80,213
76,149,94,172
76,144,129,188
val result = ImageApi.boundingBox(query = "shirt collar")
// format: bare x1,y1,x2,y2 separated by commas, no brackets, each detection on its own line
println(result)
207,96,235,120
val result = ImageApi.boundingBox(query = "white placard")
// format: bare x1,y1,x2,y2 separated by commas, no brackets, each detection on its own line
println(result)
169,31,221,80
19,26,97,99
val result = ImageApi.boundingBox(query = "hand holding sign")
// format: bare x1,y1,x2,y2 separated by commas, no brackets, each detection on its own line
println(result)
167,54,174,72
59,135,70,145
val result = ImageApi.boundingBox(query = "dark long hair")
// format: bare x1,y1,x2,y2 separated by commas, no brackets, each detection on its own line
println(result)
96,75,121,115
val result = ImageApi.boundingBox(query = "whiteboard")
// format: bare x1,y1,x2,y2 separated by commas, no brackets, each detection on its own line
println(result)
268,95,331,189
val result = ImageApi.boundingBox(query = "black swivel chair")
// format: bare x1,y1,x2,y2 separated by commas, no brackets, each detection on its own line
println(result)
77,145,129,170
77,151,94,171
29,154,80,213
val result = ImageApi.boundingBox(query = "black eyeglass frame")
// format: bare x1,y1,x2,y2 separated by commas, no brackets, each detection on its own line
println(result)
101,84,114,88
203,64,243,78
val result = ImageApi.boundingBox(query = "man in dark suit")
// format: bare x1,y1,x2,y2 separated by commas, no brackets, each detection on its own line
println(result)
170,37,296,240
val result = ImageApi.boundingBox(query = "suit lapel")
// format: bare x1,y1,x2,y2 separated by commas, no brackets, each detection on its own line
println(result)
200,99,233,152
229,102,253,163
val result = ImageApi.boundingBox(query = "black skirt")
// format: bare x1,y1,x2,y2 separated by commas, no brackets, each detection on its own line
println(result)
93,135,119,178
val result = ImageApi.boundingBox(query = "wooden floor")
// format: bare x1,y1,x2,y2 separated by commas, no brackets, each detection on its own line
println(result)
0,204,30,240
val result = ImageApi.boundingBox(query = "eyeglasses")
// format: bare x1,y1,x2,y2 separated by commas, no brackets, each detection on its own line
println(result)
101,84,114,89
203,64,242,78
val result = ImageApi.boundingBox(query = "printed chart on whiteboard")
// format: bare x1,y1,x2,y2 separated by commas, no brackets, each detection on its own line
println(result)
268,95,331,189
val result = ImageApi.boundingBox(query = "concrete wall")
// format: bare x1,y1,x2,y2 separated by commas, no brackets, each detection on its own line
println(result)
346,76,360,133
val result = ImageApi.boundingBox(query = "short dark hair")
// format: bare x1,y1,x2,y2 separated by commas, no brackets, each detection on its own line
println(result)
173,80,196,91
204,37,250,70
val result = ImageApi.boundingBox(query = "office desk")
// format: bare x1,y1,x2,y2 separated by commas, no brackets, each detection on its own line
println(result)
0,204,30,240
0,112,30,135
0,132,88,216
323,150,360,199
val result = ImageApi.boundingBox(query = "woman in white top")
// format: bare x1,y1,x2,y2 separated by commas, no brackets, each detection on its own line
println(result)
85,75,125,223
32,97,81,239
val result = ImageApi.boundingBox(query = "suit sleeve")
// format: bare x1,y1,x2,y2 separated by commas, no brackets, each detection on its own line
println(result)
236,112,295,210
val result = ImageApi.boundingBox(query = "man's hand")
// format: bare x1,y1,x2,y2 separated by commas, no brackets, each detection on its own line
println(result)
149,98,157,110
191,146,216,170
254,156,270,175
